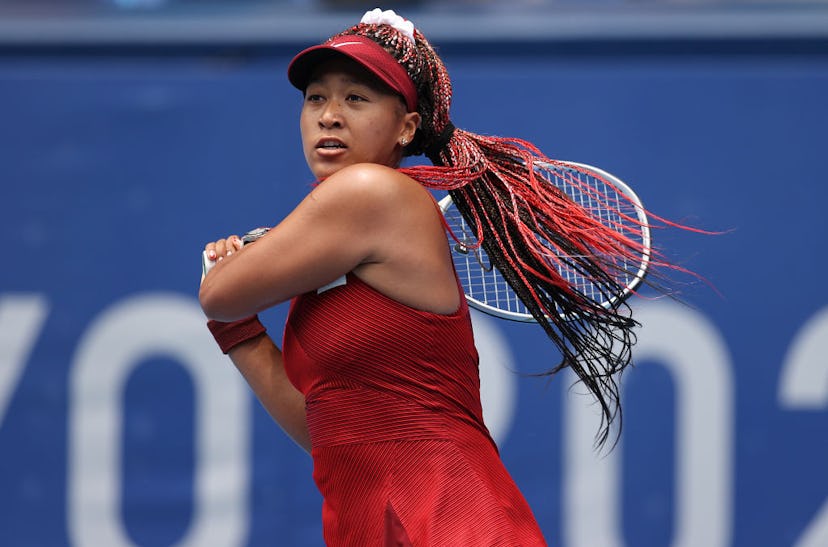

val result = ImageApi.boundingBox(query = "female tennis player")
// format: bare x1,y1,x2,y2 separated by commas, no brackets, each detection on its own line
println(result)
199,8,657,545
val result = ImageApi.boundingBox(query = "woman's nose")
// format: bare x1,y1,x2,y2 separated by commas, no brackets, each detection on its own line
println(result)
319,101,343,127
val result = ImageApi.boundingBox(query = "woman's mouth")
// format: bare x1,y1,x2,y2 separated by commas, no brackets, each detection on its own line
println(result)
316,138,346,150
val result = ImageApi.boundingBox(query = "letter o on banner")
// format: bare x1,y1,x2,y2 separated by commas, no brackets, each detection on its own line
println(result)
68,293,250,547
564,300,733,547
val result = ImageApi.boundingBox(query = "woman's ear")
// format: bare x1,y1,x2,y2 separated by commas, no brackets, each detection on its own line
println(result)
401,111,421,144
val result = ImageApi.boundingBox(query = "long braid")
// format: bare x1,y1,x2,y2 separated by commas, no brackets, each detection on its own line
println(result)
340,20,680,447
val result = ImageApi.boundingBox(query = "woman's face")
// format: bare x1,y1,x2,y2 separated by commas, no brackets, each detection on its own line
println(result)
300,57,419,180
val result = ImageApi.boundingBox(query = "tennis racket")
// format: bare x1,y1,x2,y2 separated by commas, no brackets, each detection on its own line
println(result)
438,161,651,322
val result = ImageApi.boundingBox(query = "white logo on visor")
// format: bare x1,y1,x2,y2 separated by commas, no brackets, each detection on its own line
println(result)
331,42,363,48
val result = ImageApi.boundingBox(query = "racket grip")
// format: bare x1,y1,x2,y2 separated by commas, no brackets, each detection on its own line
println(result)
201,250,215,282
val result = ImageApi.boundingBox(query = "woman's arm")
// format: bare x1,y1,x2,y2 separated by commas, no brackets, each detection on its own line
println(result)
198,163,442,322
226,333,311,453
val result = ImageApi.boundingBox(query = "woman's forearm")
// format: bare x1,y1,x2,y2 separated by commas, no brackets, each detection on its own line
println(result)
227,334,311,453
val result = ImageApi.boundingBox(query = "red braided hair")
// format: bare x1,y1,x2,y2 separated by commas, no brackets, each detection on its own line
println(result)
334,19,701,448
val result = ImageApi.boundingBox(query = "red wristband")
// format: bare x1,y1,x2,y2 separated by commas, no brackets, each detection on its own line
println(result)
207,315,266,354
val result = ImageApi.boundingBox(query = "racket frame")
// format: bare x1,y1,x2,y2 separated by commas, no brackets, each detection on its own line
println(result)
438,161,652,322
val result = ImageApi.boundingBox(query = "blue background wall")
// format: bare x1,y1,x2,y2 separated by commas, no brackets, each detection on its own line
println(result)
2,29,828,547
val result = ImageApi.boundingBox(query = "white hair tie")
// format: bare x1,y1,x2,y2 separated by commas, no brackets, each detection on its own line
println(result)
360,8,415,44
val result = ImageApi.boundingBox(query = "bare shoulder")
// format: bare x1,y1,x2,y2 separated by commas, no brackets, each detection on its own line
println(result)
314,164,459,314
312,163,434,214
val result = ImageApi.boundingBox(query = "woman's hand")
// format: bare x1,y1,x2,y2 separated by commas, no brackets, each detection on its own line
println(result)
201,235,244,282
204,234,244,263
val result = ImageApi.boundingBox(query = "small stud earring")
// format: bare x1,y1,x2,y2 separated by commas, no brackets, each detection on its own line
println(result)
401,138,408,146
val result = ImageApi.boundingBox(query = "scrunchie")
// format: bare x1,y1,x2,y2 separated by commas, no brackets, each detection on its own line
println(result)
360,8,415,43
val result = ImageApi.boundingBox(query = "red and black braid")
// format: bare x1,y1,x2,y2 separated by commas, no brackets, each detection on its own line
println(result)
341,21,674,447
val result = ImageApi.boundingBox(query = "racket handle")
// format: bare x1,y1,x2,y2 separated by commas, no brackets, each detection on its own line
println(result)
201,250,214,282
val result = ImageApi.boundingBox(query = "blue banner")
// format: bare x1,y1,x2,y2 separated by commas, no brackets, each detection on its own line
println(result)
2,45,827,547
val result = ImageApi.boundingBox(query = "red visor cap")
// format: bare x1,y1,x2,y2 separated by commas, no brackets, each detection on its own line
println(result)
288,34,418,113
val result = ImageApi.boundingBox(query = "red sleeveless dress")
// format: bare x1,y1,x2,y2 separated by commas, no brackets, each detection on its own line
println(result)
282,273,546,546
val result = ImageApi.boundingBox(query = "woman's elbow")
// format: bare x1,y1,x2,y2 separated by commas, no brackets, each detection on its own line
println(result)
199,281,237,321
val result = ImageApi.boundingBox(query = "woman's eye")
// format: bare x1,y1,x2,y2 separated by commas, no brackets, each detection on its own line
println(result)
346,94,367,102
305,93,324,103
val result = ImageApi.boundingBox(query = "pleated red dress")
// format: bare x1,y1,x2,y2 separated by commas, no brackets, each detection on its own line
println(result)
282,273,546,546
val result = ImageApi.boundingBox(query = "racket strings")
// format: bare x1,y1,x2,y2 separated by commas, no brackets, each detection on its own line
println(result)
449,184,623,323
535,166,651,297
505,204,635,316
436,143,647,325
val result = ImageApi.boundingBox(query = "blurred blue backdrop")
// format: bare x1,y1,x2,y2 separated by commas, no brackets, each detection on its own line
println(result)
2,3,828,546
